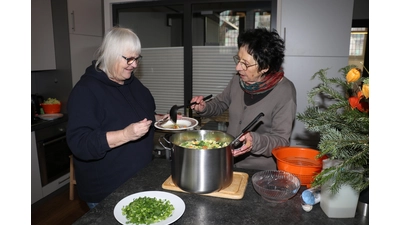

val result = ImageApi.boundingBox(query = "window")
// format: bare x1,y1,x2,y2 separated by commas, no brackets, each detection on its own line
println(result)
348,27,368,72
114,1,276,115
349,28,368,56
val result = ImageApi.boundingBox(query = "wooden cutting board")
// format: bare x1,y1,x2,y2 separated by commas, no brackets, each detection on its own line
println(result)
161,172,249,200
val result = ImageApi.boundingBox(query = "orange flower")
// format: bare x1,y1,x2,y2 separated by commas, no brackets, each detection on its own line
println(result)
362,83,369,99
346,68,361,83
357,101,369,113
348,91,368,112
349,96,360,109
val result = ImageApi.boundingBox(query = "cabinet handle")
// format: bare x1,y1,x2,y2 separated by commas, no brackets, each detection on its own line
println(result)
283,27,286,43
58,176,69,184
43,135,66,146
71,10,75,31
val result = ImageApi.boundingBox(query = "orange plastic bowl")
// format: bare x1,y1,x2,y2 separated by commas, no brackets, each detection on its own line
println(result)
272,147,327,188
41,103,61,114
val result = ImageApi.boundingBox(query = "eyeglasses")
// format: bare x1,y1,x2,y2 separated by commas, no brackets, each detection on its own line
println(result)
233,55,257,71
122,55,142,65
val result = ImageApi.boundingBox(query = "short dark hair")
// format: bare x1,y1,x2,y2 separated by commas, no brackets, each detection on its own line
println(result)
237,28,285,75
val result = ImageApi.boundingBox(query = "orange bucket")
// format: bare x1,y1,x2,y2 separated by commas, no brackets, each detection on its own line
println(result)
272,146,327,188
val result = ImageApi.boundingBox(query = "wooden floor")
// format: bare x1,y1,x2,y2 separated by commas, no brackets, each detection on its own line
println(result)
31,184,89,225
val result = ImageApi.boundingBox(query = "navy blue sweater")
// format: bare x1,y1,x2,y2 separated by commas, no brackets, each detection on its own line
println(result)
66,61,156,203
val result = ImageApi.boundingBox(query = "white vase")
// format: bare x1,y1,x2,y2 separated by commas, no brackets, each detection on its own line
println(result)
319,159,360,218
320,182,359,218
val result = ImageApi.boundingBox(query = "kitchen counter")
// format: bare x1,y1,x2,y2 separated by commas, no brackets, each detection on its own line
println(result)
72,158,368,225
31,114,68,132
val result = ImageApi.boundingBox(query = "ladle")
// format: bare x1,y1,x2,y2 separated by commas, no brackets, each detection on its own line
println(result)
231,112,265,149
169,94,213,123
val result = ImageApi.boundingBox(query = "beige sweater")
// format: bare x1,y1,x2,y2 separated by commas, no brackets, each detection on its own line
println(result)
198,75,297,170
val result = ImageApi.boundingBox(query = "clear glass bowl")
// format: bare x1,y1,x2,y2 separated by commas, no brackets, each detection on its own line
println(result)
252,170,301,203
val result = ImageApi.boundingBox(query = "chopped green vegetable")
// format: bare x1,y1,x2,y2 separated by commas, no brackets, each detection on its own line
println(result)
122,196,174,225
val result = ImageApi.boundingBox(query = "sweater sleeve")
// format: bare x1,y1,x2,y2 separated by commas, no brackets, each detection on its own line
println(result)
66,83,111,160
196,75,235,117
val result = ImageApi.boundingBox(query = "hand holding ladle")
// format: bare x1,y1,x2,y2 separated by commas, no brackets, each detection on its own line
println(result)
169,94,213,123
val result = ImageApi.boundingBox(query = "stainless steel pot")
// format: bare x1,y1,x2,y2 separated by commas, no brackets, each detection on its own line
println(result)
164,130,234,194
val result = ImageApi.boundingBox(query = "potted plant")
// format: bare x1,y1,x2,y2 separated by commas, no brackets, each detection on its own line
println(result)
296,65,369,218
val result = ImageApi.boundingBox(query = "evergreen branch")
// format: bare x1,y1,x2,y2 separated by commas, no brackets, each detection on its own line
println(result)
297,65,369,194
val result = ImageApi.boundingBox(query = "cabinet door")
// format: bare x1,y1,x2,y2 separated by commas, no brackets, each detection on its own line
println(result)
32,131,43,204
67,0,103,36
70,34,103,86
284,56,350,147
31,0,56,71
280,0,354,57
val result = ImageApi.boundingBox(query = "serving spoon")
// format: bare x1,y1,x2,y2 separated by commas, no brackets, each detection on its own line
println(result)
169,94,213,123
231,112,265,149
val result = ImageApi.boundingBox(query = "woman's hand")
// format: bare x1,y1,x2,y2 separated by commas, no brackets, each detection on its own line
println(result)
124,118,153,141
190,96,207,112
107,118,153,148
119,118,152,144
231,132,253,157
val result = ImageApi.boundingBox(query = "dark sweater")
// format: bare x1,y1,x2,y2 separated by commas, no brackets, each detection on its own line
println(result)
66,61,156,203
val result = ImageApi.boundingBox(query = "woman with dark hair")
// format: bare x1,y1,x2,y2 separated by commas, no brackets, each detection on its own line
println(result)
191,28,296,170
67,27,166,209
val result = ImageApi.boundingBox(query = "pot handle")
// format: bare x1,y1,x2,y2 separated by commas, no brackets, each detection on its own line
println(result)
158,136,172,151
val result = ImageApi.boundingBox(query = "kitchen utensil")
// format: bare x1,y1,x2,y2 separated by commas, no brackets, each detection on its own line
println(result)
156,116,169,126
32,94,44,114
252,170,300,203
271,147,328,188
169,94,213,123
163,130,234,194
231,112,264,149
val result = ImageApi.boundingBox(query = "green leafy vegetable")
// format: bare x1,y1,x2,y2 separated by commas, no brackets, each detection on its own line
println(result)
122,196,174,224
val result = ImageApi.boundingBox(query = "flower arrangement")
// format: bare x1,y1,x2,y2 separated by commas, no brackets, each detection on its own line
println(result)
296,65,369,194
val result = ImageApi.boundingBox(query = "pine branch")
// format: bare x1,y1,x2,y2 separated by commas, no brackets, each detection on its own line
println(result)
297,65,369,194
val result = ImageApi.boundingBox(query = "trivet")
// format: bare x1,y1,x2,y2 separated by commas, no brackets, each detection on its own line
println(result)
162,172,249,199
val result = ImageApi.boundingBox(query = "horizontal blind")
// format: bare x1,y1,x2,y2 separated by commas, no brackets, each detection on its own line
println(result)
135,47,184,114
193,46,238,98
135,46,238,115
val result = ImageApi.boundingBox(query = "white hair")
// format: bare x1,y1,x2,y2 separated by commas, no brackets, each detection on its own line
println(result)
95,27,141,76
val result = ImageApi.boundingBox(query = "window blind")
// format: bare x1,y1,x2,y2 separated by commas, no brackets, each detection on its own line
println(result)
135,46,238,115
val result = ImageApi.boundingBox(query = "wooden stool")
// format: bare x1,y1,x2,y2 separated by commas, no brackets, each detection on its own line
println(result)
69,155,77,200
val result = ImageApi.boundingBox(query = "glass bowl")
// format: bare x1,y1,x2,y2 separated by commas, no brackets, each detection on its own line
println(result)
252,170,301,203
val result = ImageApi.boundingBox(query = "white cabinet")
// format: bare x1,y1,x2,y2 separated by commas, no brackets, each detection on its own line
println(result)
31,0,56,71
280,0,353,57
277,0,354,147
67,0,103,36
67,0,104,86
70,34,103,86
31,131,42,204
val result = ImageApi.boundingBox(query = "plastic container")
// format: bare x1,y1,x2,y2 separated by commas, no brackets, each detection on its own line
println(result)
302,186,321,205
271,147,327,187
41,103,61,114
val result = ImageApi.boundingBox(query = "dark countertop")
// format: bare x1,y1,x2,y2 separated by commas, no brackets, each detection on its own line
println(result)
72,158,368,225
31,114,68,132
